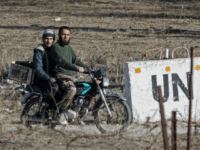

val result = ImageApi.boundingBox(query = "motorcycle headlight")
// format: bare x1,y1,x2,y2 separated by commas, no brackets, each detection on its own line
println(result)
102,78,109,87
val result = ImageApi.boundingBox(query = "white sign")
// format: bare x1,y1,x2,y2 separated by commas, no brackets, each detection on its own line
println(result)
125,58,200,123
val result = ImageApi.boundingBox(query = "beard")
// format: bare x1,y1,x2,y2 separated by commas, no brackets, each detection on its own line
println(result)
59,36,70,45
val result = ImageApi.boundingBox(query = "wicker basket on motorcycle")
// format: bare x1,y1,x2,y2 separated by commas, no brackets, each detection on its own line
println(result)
7,61,35,84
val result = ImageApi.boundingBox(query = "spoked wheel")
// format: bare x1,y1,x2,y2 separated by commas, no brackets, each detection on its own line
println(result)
94,96,131,134
21,96,46,128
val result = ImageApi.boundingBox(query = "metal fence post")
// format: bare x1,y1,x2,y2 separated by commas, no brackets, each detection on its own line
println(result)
171,111,177,150
158,86,169,150
187,47,194,150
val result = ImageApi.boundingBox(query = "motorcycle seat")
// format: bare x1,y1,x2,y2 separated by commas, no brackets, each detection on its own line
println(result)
25,84,42,93
25,83,59,97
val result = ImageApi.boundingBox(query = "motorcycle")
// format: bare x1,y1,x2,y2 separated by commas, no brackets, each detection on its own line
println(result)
20,69,131,133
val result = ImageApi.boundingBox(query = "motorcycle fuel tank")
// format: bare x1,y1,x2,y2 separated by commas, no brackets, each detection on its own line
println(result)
75,82,93,96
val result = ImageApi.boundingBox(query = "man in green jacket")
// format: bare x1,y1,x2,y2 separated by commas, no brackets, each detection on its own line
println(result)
49,26,88,124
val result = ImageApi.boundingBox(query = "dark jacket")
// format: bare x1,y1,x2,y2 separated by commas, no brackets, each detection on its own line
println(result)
33,44,51,81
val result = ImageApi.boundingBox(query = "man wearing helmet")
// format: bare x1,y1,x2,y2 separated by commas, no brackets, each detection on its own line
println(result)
33,29,62,124
33,29,56,83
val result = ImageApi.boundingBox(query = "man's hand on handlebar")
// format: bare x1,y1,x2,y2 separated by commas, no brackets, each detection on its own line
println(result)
77,66,92,74
50,78,56,83
77,67,85,73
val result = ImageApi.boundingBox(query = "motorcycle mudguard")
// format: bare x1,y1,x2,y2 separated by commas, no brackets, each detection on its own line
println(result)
21,93,36,104
93,92,126,111
105,93,126,101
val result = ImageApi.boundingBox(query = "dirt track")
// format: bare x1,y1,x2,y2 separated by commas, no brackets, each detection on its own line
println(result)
1,0,200,149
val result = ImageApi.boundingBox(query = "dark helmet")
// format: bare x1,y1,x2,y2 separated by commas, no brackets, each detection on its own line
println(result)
42,29,55,40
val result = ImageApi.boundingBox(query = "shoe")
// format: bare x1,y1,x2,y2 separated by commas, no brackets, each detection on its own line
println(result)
58,113,68,125
79,121,85,126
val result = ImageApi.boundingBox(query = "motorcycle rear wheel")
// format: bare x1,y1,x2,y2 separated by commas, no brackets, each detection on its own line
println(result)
21,96,46,128
94,96,131,134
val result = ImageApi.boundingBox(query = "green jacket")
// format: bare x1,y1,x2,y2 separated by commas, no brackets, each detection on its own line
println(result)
49,41,88,77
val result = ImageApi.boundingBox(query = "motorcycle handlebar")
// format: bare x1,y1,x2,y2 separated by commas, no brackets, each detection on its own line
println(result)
83,69,106,78
83,69,93,75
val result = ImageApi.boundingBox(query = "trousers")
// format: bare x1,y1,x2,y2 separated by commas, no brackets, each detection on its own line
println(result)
57,75,76,106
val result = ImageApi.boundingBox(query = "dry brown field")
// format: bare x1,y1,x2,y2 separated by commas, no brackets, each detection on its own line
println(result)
1,0,200,149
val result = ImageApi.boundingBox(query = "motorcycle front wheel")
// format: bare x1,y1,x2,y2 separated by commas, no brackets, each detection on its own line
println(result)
94,96,131,134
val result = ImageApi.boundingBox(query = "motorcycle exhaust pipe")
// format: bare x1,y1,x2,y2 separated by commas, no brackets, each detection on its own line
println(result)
21,115,59,124
26,116,43,123
20,114,44,123
27,116,59,124
48,120,58,124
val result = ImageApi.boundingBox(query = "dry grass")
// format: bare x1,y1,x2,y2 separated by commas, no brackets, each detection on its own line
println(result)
1,0,200,149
